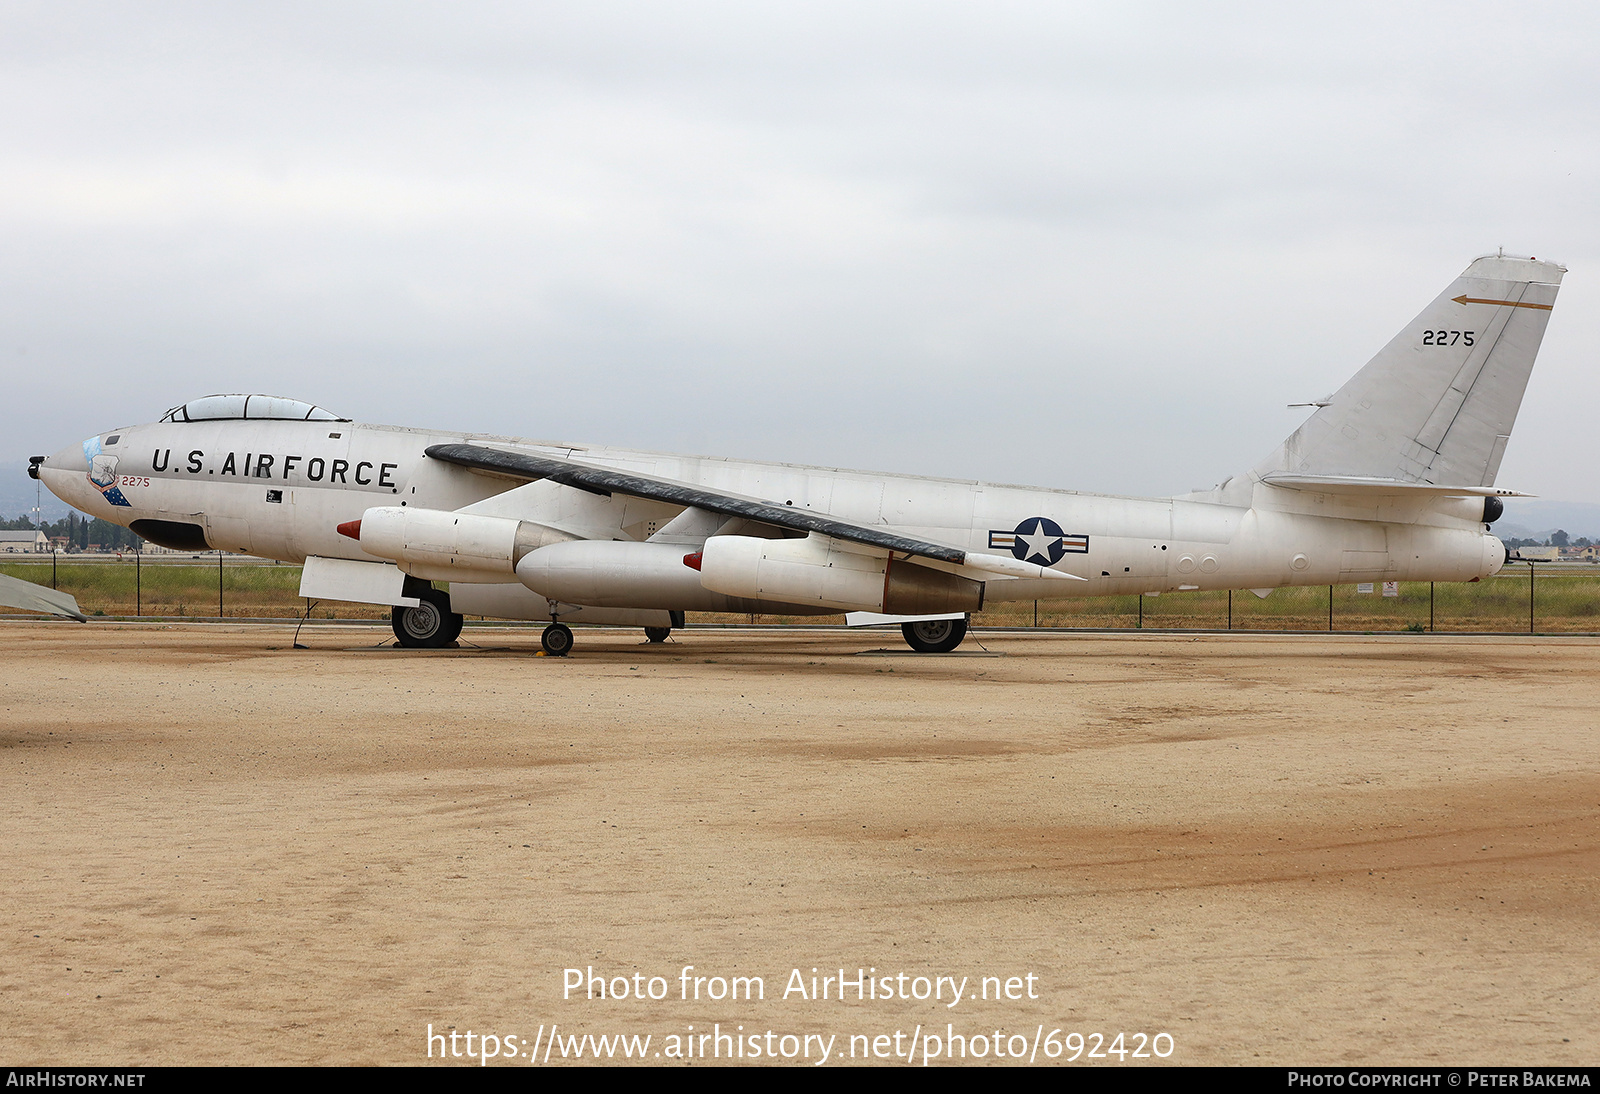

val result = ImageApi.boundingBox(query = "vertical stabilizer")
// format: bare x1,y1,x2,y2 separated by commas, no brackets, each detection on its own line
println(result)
1253,254,1564,487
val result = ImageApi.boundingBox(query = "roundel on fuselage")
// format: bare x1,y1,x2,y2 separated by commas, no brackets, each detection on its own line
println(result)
1009,516,1069,566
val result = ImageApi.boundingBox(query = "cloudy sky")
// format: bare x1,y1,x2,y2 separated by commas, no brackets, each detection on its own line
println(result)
5,1,1597,516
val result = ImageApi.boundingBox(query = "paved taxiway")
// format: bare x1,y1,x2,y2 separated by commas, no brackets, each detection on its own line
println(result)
3,623,1596,1065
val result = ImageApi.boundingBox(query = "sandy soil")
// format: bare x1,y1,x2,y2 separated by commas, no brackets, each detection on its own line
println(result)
2,622,1596,1067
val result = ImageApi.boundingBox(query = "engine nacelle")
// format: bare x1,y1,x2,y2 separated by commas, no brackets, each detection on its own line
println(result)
355,506,574,584
696,534,982,614
514,540,846,614
517,540,716,608
1482,533,1507,576
448,582,676,627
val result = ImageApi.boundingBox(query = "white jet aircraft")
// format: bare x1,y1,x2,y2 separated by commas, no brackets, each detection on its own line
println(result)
31,253,1561,655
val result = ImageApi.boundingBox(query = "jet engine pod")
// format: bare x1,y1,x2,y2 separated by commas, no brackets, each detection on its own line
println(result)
515,540,715,608
697,534,982,614
1483,533,1507,576
356,506,573,583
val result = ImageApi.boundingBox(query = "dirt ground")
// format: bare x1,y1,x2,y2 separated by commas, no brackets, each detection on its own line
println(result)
2,622,1596,1067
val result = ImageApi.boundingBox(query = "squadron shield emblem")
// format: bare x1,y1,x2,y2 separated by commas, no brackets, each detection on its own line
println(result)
83,437,131,507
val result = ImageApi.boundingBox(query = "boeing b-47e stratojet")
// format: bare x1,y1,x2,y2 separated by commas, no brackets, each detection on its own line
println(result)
31,254,1562,654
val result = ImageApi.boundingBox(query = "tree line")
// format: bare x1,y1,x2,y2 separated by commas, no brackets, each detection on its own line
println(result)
1502,531,1589,550
1,512,145,551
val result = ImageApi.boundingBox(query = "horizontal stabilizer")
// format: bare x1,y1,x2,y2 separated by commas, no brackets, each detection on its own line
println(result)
1259,475,1531,498
0,572,87,621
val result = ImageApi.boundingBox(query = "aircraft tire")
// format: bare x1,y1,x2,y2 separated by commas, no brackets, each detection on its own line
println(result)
439,609,464,645
542,622,574,657
391,590,462,649
643,626,671,643
901,618,967,654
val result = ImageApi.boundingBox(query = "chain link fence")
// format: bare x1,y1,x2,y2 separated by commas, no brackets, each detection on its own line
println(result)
4,556,1595,632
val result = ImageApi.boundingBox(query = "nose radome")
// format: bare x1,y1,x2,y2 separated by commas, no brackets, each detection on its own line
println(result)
35,439,98,510
47,440,92,474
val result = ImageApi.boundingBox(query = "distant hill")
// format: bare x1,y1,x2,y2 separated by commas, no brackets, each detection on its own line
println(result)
2,462,74,522
1494,500,1600,542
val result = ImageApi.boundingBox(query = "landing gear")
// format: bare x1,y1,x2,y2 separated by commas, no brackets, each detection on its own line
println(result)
391,589,464,649
901,617,967,653
643,613,681,645
541,622,574,657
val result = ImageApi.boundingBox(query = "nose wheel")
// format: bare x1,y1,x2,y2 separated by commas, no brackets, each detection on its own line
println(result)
541,622,574,657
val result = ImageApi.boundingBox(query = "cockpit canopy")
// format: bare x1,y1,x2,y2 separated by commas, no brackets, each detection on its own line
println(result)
160,394,350,423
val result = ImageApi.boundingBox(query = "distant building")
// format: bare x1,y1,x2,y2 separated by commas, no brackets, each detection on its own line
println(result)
0,530,48,553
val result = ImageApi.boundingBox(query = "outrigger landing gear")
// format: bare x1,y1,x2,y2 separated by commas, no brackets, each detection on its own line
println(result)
643,612,681,645
541,622,574,657
900,617,968,653
391,588,463,649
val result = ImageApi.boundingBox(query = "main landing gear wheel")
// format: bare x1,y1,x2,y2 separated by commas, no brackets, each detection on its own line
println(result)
643,626,671,643
391,589,464,649
542,622,574,657
901,617,967,654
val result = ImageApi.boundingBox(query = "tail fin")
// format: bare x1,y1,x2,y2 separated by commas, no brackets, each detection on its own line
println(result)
1253,253,1564,488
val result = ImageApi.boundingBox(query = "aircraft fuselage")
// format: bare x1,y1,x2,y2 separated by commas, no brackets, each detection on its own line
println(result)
40,415,1504,607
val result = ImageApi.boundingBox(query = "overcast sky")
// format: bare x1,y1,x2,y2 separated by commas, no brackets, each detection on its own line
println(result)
5,1,1597,510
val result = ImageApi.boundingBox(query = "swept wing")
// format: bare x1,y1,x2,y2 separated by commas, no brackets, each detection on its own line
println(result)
425,442,1081,583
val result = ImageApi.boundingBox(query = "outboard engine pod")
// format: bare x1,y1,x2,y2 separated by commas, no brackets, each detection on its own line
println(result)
697,534,982,614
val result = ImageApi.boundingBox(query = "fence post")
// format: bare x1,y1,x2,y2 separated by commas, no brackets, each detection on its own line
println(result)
219,552,224,618
1529,561,1535,635
1329,585,1334,632
1429,582,1434,632
1137,594,1142,629
1227,589,1232,630
136,550,141,617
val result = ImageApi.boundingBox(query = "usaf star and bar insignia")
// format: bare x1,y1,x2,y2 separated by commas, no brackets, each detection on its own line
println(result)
988,517,1089,567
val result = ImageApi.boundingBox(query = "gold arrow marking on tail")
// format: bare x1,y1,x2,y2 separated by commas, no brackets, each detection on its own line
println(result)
1451,294,1553,310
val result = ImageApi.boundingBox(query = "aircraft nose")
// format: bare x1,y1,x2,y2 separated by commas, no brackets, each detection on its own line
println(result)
44,439,91,475
34,439,94,509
